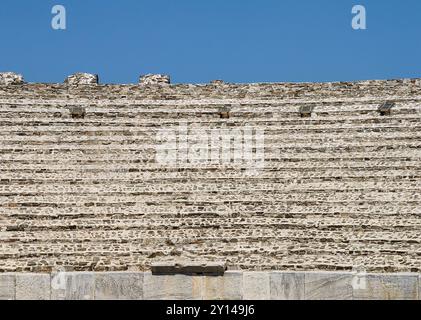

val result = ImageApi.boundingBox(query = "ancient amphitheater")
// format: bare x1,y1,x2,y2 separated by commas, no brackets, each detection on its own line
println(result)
0,72,420,300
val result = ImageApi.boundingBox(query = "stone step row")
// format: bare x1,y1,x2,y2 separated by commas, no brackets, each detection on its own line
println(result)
3,93,414,103
1,160,418,170
1,148,419,161
2,123,419,135
3,203,418,218
1,189,419,203
0,251,418,273
0,242,420,274
0,238,420,259
2,138,420,150
0,180,419,194
0,115,419,128
2,226,421,241
2,134,420,146
1,96,419,109
0,108,418,120
2,216,421,229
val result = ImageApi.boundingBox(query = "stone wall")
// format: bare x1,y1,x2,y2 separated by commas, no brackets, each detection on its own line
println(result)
0,74,420,274
0,271,420,300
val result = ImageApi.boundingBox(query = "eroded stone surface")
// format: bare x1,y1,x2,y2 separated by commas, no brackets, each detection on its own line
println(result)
0,274,15,300
51,272,94,300
270,272,305,300
202,272,243,300
95,272,143,300
353,274,418,300
0,72,24,85
65,73,98,85
0,78,420,273
243,272,270,300
305,272,353,300
16,274,50,300
2,271,421,300
139,74,170,85
143,273,202,300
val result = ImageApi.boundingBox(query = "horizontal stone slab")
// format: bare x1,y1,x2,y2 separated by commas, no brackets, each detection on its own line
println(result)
305,272,353,300
51,272,95,300
143,273,202,300
0,274,15,300
243,272,270,300
151,262,226,276
16,274,50,300
353,274,418,300
0,271,419,300
95,272,143,300
202,272,243,300
270,272,305,300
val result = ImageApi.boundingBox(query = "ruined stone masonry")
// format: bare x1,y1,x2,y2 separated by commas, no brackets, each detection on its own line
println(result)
0,72,420,277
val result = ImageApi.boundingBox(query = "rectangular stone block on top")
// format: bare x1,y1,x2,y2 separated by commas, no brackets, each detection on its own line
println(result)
95,272,143,300
51,272,95,300
143,273,202,300
151,261,226,276
16,274,50,300
0,274,15,300
353,274,418,300
270,272,305,300
305,272,353,300
202,272,243,300
243,272,270,300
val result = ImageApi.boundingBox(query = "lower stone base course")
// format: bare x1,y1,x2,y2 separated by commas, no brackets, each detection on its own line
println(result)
0,272,419,300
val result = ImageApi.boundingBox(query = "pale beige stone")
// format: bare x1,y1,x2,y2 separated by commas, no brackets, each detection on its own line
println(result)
143,273,202,300
95,272,143,300
270,272,305,300
16,274,50,300
202,272,243,300
305,272,353,300
353,274,418,300
51,272,94,300
243,272,270,300
0,274,15,300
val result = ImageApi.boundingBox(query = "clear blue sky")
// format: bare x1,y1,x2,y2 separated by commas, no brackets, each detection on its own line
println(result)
1,0,420,84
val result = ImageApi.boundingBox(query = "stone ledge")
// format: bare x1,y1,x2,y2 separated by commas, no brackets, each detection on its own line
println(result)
151,262,226,276
0,271,419,300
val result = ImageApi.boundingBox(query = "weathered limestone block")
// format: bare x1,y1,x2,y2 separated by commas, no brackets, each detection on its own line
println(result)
139,74,170,85
16,274,50,300
243,272,270,300
353,274,418,300
270,272,305,300
65,73,98,85
143,273,202,300
51,272,94,300
305,272,353,300
202,272,243,300
152,261,225,276
210,80,225,85
0,72,24,85
0,274,15,300
95,272,143,300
